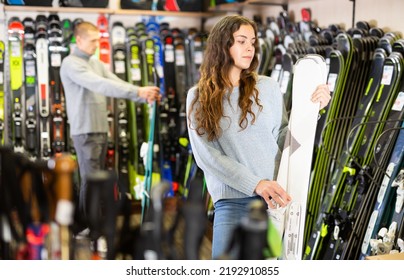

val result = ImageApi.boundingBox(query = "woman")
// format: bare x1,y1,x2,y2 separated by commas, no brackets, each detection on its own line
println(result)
186,15,330,259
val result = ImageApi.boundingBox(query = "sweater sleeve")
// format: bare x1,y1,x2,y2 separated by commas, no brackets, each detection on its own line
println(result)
61,57,146,103
186,88,262,196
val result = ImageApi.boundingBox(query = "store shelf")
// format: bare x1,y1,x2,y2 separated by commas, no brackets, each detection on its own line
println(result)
114,9,221,18
3,5,223,18
247,0,288,5
209,0,290,12
3,5,114,14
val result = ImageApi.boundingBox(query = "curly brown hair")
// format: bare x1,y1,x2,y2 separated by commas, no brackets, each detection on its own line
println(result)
188,15,262,142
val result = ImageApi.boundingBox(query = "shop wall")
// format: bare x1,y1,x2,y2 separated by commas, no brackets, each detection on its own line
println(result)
0,0,206,43
1,1,403,45
282,0,404,35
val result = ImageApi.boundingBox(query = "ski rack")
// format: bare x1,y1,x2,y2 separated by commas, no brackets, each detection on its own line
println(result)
2,5,223,33
371,124,404,176
319,115,404,188
306,113,404,259
210,0,288,13
0,147,78,260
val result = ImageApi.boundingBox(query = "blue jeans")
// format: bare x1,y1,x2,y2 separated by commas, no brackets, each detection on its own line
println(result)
212,196,262,259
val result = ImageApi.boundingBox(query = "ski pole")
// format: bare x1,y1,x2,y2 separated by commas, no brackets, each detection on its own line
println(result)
140,180,170,259
52,154,76,260
0,147,27,259
183,167,207,259
87,170,118,260
19,155,51,260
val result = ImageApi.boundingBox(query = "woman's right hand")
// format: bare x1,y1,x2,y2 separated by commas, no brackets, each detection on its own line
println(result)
254,179,292,209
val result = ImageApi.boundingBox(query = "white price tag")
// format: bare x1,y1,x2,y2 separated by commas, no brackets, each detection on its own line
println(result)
327,73,338,92
114,60,125,74
381,65,393,85
165,45,174,63
51,53,61,67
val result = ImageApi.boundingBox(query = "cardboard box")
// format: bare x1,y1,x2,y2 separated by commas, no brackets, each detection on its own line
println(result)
365,252,404,260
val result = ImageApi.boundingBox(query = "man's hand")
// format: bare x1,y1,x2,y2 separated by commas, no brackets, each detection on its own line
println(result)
138,86,161,104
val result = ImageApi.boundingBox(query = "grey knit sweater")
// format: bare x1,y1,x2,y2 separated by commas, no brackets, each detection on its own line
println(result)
186,75,288,203
60,48,144,136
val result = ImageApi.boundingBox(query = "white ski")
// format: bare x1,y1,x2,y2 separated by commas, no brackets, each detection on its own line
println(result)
268,54,327,260
36,37,51,159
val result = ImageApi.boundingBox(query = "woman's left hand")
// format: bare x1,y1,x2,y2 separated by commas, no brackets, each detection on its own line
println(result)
311,84,331,110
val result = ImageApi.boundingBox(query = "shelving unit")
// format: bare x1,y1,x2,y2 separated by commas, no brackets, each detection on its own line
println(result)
2,4,222,18
209,0,289,12
1,4,224,33
114,8,220,18
1,0,404,263
247,0,288,9
2,5,114,14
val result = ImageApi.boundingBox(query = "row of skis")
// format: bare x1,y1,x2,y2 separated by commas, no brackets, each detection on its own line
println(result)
0,146,212,260
0,13,211,207
0,13,214,259
0,146,272,260
263,10,404,259
1,8,404,259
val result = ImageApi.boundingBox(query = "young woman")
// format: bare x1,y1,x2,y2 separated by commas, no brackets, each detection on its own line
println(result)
186,15,330,259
